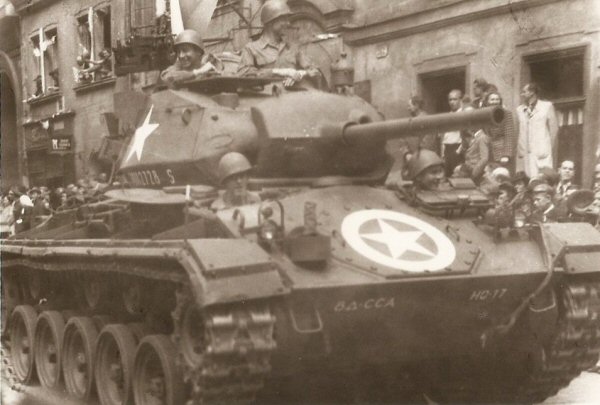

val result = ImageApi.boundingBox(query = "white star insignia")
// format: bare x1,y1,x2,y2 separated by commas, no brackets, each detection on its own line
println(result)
125,105,159,162
361,219,435,259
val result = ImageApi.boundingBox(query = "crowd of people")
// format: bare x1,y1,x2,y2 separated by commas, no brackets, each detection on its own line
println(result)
0,174,109,238
404,77,600,226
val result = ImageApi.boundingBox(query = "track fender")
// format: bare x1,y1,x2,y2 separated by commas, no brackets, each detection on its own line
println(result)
180,239,289,307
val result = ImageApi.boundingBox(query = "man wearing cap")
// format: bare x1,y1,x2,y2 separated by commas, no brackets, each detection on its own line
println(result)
211,152,261,210
237,0,320,87
160,29,218,86
530,183,558,223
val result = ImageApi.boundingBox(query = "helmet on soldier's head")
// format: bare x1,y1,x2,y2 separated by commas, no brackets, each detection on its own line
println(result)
174,30,204,52
407,149,443,180
261,0,292,25
218,152,252,184
532,183,554,196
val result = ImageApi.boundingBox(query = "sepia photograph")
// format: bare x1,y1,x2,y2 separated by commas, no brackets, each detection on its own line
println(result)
1,0,600,404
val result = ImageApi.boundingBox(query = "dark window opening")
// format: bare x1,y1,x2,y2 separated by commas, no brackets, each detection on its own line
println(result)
419,67,466,114
528,51,584,101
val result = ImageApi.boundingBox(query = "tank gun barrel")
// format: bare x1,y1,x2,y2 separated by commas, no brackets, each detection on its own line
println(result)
321,106,504,143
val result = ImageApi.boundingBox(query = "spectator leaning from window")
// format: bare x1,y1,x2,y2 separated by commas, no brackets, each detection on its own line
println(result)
471,78,489,109
516,83,559,178
485,91,517,171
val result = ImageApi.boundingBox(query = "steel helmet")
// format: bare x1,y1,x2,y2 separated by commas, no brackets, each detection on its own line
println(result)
218,152,252,184
567,189,594,216
261,0,292,25
174,29,204,52
407,149,443,180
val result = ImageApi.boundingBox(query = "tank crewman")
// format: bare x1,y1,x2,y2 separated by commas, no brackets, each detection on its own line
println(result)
406,149,448,191
211,152,261,210
237,0,321,87
511,171,533,222
530,183,558,223
483,182,516,231
160,29,218,87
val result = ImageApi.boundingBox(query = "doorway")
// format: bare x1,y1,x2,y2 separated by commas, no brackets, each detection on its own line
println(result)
418,67,466,114
524,47,585,183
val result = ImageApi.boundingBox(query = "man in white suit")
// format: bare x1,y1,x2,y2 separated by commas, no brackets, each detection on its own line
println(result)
516,83,559,177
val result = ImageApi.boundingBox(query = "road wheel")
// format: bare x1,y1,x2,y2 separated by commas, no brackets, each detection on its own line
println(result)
132,334,185,405
62,316,99,400
95,324,137,405
9,305,38,383
34,311,66,389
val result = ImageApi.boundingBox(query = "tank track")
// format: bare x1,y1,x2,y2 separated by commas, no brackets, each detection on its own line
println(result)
435,280,600,404
173,292,277,404
511,280,600,403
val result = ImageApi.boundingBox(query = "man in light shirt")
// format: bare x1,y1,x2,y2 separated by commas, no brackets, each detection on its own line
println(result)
442,89,466,177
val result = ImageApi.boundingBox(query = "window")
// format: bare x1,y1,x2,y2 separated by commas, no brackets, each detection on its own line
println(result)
131,0,156,36
29,27,59,98
75,5,112,83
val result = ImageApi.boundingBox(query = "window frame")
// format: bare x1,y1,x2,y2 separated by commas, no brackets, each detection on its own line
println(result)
27,24,60,100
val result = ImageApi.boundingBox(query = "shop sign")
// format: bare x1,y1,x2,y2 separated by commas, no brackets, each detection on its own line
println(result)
50,136,72,152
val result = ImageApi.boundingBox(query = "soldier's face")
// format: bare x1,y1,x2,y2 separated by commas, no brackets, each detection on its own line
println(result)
559,161,575,181
417,165,444,190
177,44,203,69
533,193,551,211
270,16,291,38
225,173,248,195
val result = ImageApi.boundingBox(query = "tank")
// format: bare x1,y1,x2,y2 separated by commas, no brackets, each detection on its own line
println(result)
2,75,600,405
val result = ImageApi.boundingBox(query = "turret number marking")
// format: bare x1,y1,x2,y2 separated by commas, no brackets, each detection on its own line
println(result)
469,288,508,301
127,168,177,186
334,297,395,312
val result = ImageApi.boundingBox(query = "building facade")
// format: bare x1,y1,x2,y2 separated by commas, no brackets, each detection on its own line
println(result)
1,0,599,188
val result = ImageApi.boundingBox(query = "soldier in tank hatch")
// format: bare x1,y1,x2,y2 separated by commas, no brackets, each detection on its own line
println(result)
237,0,321,87
160,29,220,87
405,149,448,192
211,152,261,210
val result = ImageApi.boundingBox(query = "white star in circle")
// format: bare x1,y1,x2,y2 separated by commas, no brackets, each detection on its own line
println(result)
360,219,435,259
125,105,159,162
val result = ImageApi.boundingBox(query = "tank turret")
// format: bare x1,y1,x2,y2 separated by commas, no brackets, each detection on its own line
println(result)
112,77,502,190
